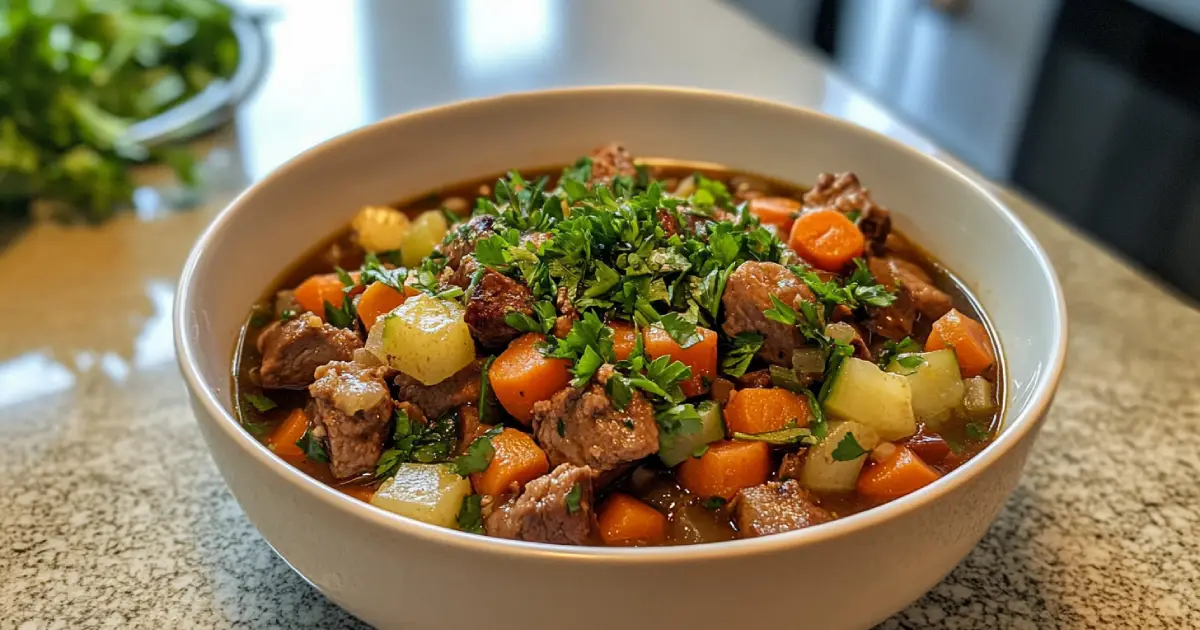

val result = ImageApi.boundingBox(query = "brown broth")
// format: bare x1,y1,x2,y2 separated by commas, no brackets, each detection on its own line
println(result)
232,162,1005,544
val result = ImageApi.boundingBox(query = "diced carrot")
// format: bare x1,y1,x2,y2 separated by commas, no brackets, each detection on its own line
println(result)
643,325,718,397
598,493,668,546
489,333,573,424
610,321,638,361
357,281,416,330
788,209,865,272
748,197,801,231
293,271,363,317
856,445,942,500
677,440,771,499
267,408,309,459
471,428,550,496
925,309,995,377
339,484,377,502
723,387,811,435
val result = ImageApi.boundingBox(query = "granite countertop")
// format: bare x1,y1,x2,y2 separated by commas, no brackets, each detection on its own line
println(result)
2,1,1198,628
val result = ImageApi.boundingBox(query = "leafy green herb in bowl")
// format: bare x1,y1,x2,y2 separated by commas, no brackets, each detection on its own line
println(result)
0,0,247,221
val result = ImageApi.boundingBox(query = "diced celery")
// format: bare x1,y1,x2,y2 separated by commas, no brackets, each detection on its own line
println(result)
400,210,449,267
800,421,880,493
886,350,965,428
959,376,997,419
823,357,916,441
659,401,725,467
370,463,472,528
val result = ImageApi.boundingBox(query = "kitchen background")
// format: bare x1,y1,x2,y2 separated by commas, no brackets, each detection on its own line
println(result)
732,0,1200,301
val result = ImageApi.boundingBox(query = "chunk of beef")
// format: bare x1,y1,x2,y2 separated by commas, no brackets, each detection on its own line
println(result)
586,143,636,185
439,214,501,269
465,269,533,348
531,366,658,472
734,480,832,538
886,256,953,320
393,359,482,420
256,315,362,389
735,369,773,389
865,256,916,341
484,464,597,545
802,172,891,253
307,362,394,479
721,261,815,366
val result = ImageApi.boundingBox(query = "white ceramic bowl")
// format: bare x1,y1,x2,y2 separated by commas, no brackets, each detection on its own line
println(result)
175,87,1066,630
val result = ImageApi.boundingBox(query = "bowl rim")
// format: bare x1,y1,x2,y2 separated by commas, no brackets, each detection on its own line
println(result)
174,85,1068,564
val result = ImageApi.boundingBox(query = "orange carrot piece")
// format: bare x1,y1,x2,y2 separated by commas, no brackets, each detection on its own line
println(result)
267,408,309,459
598,493,668,546
489,333,573,424
471,428,550,496
610,321,639,361
925,308,996,377
856,445,941,500
788,209,865,272
357,281,413,330
293,271,363,317
677,440,771,499
642,325,718,397
723,388,811,435
748,197,801,231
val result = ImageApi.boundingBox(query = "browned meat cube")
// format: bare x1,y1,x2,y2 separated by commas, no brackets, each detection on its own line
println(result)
734,480,832,538
485,464,597,545
465,269,533,348
256,315,362,389
802,172,891,253
307,361,394,479
393,359,482,420
721,261,815,366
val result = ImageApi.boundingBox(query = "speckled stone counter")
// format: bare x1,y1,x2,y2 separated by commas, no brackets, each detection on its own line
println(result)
3,2,1199,628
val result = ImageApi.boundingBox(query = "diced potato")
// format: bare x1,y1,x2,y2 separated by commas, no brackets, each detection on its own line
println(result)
401,210,449,267
800,421,880,493
959,376,997,419
371,464,472,527
365,294,474,385
352,205,411,252
823,357,916,441
885,350,965,428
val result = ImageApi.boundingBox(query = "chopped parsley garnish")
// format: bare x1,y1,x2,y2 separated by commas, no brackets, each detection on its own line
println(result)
831,432,869,461
478,356,500,425
877,337,922,368
701,496,727,510
449,425,502,476
376,408,458,478
965,422,990,442
296,429,328,463
803,389,828,439
279,308,297,322
565,482,583,514
895,354,927,371
323,298,357,330
242,392,277,413
243,420,272,438
768,365,807,395
790,259,896,313
504,300,556,335
733,425,815,446
721,332,764,378
360,252,408,293
456,495,484,534
658,312,702,348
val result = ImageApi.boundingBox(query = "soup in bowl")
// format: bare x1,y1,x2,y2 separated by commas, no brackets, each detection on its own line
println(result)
175,87,1065,629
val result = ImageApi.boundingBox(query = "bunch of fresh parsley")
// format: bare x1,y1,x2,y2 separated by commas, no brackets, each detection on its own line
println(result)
0,0,240,221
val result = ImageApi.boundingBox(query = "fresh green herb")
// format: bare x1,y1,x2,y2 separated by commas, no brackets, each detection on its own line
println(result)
504,300,557,335
845,210,862,223
557,419,566,437
565,482,583,514
791,259,896,313
831,432,869,461
733,426,816,446
296,430,328,463
456,495,484,534
658,312,702,348
691,444,710,458
768,365,807,395
965,422,990,442
803,389,828,440
334,266,356,288
242,392,277,413
360,252,408,293
279,308,297,322
692,174,733,208
478,356,499,425
323,299,357,330
896,354,927,370
248,306,271,328
623,419,635,431
449,426,503,476
242,420,272,438
721,332,764,378
570,346,605,388
0,0,240,221
376,408,458,478
701,496,727,510
876,337,922,368
629,355,691,404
